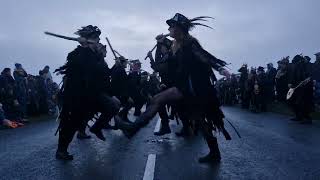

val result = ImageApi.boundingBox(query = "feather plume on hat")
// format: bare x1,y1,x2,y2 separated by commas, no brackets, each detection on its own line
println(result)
166,13,214,32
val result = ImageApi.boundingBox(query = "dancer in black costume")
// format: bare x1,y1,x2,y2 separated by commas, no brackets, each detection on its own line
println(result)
110,56,134,124
147,37,173,136
55,25,135,160
129,13,231,163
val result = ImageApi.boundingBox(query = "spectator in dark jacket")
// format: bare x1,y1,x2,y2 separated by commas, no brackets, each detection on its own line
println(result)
312,52,320,106
275,58,289,101
0,68,24,122
266,63,277,101
13,63,28,120
288,55,313,124
37,70,48,114
47,79,59,115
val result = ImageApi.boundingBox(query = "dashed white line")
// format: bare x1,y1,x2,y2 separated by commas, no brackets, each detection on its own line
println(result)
143,154,156,180
154,118,161,133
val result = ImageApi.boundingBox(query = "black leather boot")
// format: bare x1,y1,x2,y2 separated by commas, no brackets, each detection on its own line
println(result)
56,150,73,161
90,124,106,141
119,110,132,124
134,109,141,116
77,131,91,139
198,152,221,163
198,137,221,163
114,116,138,138
154,121,171,136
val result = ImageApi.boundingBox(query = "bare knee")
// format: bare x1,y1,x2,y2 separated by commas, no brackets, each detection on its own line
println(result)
150,96,160,106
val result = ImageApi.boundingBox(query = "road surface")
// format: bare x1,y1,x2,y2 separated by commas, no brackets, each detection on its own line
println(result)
0,107,319,180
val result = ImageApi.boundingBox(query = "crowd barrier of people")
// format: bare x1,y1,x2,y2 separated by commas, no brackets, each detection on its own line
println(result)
0,64,59,128
216,53,320,124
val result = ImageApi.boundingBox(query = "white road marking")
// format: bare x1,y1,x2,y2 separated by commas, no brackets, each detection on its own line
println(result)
154,118,161,133
143,154,156,180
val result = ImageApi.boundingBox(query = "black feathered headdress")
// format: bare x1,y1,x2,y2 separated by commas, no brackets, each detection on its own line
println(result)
74,25,101,38
166,13,214,32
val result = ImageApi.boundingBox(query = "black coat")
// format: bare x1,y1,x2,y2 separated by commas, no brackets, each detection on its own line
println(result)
60,46,111,110
168,37,225,100
288,61,312,86
110,64,129,98
127,71,141,98
312,61,320,81
167,36,227,131
152,47,173,87
0,74,16,103
266,67,277,86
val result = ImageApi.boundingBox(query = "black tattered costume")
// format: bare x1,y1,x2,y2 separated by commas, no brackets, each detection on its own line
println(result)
54,26,134,160
134,13,231,162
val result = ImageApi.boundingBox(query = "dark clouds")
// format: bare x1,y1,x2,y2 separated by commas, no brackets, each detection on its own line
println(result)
0,0,319,81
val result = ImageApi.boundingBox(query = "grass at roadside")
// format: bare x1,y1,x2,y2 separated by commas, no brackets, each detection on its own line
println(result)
268,101,320,120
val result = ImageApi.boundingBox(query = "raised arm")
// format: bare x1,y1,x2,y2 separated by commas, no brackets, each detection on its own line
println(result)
191,42,230,77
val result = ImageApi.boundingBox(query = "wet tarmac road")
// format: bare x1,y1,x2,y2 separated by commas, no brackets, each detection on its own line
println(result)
0,107,320,180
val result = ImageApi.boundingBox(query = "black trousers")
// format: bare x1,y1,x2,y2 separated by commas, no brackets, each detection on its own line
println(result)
133,95,146,115
57,94,120,152
158,105,169,125
290,83,314,120
115,95,133,119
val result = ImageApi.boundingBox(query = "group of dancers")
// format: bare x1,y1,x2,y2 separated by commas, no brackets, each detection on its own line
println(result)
52,13,231,164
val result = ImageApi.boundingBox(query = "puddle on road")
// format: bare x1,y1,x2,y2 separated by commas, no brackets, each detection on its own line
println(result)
145,137,174,144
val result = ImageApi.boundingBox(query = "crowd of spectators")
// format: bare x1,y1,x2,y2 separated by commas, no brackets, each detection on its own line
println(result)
2,52,319,128
216,52,320,123
0,64,59,128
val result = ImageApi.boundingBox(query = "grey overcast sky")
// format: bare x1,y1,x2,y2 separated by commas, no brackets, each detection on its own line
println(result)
0,0,319,81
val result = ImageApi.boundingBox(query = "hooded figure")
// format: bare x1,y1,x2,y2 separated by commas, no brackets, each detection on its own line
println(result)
42,65,52,82
13,63,28,120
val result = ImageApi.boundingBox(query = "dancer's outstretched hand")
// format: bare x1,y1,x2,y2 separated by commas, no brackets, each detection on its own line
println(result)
219,68,231,78
146,51,154,61
155,34,165,41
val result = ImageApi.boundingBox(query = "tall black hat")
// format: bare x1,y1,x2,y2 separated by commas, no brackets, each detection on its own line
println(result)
15,63,22,68
1,68,11,75
75,25,101,38
292,54,304,63
257,66,264,71
166,13,214,32
304,56,311,62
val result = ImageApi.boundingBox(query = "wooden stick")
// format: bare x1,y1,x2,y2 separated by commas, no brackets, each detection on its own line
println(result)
144,34,170,60
105,37,118,60
144,44,157,60
44,31,96,44
114,50,124,57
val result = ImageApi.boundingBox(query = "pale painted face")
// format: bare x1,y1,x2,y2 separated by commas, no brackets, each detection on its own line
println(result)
90,36,100,43
168,26,177,38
